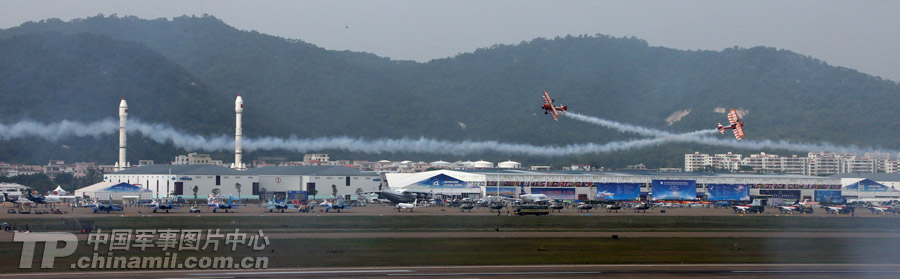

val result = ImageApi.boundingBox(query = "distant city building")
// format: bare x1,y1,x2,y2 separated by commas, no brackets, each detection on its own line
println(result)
173,153,223,166
303,154,330,162
686,151,896,175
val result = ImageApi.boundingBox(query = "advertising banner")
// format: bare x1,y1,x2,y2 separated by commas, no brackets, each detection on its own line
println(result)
814,190,845,203
705,184,751,201
530,187,576,200
843,179,895,192
415,174,476,188
485,187,517,198
595,183,640,201
759,190,801,200
651,180,697,200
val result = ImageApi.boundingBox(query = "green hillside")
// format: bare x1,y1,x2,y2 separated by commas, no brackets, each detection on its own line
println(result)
1,15,898,168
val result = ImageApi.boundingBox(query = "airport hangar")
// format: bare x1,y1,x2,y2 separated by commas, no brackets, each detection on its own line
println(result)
95,164,384,200
385,169,894,202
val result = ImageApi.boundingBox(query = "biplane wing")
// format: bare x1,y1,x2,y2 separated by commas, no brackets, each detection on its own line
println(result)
733,125,745,140
727,109,740,125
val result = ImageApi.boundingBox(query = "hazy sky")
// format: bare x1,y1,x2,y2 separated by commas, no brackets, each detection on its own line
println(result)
3,0,900,81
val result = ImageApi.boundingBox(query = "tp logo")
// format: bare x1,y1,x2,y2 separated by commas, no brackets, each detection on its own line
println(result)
13,232,78,269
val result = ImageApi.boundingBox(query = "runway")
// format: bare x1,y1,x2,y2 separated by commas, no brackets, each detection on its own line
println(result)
2,264,900,279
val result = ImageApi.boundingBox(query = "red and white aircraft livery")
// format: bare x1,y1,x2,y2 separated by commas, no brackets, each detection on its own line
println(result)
541,90,568,121
717,109,745,140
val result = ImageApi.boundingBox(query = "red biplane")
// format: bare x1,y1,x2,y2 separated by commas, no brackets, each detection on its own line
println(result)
717,109,745,140
541,90,567,121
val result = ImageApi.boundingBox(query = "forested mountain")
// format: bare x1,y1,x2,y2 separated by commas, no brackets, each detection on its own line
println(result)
1,14,898,168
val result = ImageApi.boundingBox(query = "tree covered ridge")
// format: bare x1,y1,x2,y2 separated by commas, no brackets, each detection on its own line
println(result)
0,14,898,168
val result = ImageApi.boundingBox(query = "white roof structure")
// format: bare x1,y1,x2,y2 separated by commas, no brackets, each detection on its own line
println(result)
52,185,67,195
498,160,521,169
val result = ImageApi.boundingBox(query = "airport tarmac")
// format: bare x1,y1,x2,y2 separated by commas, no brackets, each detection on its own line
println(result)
2,202,892,218
2,264,900,279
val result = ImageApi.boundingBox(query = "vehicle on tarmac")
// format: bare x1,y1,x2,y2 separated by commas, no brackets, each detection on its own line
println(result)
515,204,550,216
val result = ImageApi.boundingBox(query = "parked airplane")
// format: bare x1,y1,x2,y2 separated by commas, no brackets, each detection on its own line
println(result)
734,200,764,213
540,90,568,121
396,199,417,212
549,201,565,212
320,199,348,213
460,202,475,212
88,196,122,213
368,189,432,204
825,205,853,214
777,199,808,214
266,200,296,213
576,202,593,213
870,205,891,214
520,194,550,204
633,202,651,213
605,204,622,213
150,197,180,213
25,192,62,204
210,195,238,213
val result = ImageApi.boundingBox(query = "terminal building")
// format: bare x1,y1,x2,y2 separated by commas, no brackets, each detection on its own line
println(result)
100,164,384,201
387,169,856,202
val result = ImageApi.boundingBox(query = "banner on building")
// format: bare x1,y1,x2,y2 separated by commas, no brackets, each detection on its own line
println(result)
706,184,751,201
814,190,845,203
415,174,476,188
651,180,697,200
595,183,640,201
531,187,576,200
843,179,896,192
759,190,801,200
485,187,517,198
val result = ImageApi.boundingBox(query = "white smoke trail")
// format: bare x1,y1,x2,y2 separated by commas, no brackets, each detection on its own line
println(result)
564,111,896,154
0,118,669,156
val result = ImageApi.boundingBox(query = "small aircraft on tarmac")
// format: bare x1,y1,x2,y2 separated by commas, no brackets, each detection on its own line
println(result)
459,202,475,212
368,189,432,204
521,193,550,204
266,200,296,213
777,199,808,214
869,205,891,214
717,109,745,140
541,90,567,121
25,192,62,204
633,202,651,213
209,195,238,213
320,199,348,213
605,204,622,213
396,199,417,212
150,197,180,213
576,202,593,213
88,196,122,213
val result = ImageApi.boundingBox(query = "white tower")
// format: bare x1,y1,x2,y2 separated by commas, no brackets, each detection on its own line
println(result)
116,98,130,171
232,95,245,170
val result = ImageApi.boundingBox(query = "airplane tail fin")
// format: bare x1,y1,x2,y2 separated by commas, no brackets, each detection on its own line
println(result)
717,123,724,133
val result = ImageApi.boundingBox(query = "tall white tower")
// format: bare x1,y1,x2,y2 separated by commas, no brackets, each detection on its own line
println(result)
232,95,245,170
115,99,130,171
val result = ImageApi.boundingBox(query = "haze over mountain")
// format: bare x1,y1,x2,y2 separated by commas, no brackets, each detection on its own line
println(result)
1,15,898,168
